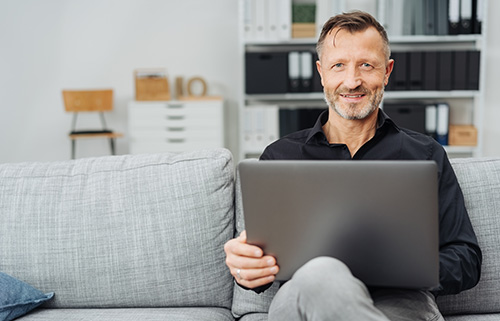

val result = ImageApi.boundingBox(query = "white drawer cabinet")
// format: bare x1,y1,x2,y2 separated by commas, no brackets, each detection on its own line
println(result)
128,100,224,154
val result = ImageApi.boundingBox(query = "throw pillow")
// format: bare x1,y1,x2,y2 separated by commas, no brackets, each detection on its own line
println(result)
0,272,54,321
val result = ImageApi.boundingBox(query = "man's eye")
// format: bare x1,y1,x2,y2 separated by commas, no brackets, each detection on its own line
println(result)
362,63,372,68
333,63,343,68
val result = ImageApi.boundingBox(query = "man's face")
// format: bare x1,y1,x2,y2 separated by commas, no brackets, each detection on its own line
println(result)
316,27,394,120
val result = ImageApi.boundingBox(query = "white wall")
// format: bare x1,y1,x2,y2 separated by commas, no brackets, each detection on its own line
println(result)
0,0,499,163
0,0,240,162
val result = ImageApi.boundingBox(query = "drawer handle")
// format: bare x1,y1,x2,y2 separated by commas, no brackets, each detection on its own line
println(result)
166,104,184,109
167,138,185,143
167,115,185,120
166,127,185,132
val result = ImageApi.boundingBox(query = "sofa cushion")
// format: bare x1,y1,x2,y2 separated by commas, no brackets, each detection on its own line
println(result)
0,149,234,309
16,307,234,321
231,170,280,319
0,273,54,321
437,158,500,315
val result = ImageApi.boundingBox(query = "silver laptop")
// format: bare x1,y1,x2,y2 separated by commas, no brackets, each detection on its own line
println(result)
238,159,439,289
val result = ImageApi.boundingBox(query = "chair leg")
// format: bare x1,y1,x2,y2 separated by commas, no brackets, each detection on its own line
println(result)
71,139,76,159
109,138,116,155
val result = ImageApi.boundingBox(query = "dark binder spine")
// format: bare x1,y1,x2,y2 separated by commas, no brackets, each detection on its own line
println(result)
453,51,468,90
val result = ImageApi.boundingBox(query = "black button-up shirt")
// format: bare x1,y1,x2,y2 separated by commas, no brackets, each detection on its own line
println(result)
260,109,482,296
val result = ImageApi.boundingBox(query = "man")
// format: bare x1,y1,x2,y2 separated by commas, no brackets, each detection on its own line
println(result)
224,11,481,320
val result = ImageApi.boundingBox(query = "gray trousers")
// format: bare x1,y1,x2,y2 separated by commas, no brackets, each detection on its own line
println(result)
268,257,444,321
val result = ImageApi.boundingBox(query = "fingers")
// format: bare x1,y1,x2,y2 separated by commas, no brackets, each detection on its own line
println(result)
233,266,278,288
224,230,280,289
227,231,263,258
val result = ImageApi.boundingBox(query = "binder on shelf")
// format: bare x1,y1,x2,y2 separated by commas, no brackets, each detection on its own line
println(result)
436,0,449,35
312,53,323,92
288,51,301,92
316,0,342,37
460,0,473,34
409,52,423,91
243,108,254,151
253,0,267,40
438,51,453,91
473,0,483,34
385,77,394,91
413,0,425,35
467,50,480,90
265,106,279,147
423,51,438,91
245,51,288,94
392,52,409,91
267,0,292,41
279,108,324,137
453,51,468,90
243,0,291,42
300,52,313,92
402,0,413,35
382,0,405,37
448,0,460,35
279,108,299,137
424,0,435,35
244,105,279,152
266,0,280,40
243,0,256,41
277,0,292,40
253,106,266,150
436,103,450,146
425,104,438,139
383,103,426,134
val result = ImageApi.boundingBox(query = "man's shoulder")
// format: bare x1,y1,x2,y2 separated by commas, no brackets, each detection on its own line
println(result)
397,127,446,159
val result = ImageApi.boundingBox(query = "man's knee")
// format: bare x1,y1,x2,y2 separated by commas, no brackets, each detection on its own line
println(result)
291,257,358,295
272,257,377,319
294,256,351,280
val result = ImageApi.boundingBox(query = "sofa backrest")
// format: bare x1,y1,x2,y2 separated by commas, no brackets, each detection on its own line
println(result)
437,157,500,315
0,149,235,309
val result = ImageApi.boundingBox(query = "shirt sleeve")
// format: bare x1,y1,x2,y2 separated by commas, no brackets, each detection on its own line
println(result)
432,144,482,296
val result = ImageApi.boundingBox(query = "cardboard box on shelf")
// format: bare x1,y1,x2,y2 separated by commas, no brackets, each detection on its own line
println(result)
135,69,170,101
291,23,316,38
449,125,477,146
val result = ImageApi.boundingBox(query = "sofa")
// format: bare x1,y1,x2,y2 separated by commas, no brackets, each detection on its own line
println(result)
0,148,499,320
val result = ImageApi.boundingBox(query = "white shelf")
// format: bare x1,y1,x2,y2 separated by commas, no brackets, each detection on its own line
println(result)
246,92,323,102
245,34,482,49
384,91,480,100
246,91,479,103
444,146,477,155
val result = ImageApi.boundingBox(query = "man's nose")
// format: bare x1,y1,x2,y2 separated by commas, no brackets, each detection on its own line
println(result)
343,66,362,89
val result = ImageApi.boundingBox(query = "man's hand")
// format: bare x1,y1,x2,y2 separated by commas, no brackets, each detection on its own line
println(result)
224,230,279,289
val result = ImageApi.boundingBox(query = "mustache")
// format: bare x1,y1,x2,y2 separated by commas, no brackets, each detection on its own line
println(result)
334,86,370,95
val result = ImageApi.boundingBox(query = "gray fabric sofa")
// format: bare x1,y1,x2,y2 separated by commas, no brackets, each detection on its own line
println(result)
0,148,499,320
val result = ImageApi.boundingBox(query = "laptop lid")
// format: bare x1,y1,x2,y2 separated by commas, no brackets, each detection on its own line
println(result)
239,159,439,290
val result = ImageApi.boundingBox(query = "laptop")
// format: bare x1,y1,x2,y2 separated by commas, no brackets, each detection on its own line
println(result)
238,159,439,289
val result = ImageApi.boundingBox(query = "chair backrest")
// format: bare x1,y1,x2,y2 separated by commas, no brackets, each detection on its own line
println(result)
62,89,113,112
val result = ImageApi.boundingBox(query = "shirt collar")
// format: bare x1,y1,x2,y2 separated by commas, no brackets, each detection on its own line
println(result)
305,108,400,144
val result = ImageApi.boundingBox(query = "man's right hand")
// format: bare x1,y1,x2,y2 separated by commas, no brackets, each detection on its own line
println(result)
224,230,279,289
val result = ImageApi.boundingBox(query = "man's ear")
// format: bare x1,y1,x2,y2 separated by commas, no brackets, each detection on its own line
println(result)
316,59,324,87
384,59,395,86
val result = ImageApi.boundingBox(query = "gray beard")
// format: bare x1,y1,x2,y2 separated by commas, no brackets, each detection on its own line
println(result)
324,87,384,120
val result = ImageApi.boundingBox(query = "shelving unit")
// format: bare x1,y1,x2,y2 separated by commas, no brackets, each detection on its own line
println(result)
238,0,488,160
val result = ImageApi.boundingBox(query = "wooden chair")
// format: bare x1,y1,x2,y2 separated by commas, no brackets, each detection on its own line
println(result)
62,89,123,159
